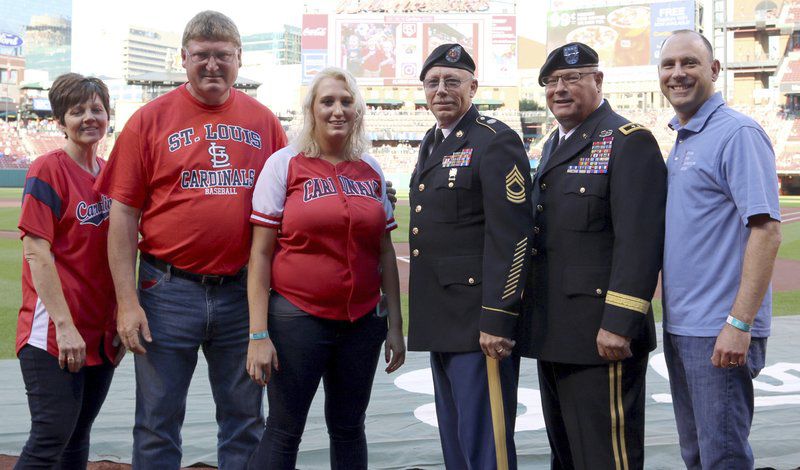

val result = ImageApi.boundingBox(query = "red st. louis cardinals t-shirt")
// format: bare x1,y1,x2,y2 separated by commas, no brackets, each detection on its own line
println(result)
95,84,287,275
17,149,117,365
250,146,396,321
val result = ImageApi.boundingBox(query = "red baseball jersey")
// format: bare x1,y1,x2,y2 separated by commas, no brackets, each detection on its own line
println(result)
17,149,117,365
250,146,397,321
95,85,288,275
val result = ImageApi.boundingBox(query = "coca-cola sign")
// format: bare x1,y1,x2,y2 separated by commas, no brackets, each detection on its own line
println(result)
303,27,326,37
302,15,328,50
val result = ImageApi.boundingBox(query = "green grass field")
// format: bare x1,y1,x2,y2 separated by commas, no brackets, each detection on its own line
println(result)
0,238,22,359
0,188,23,200
778,219,800,261
0,207,20,231
780,195,800,208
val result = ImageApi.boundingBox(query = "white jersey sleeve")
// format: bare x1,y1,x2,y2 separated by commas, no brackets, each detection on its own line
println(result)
250,146,297,229
362,153,397,231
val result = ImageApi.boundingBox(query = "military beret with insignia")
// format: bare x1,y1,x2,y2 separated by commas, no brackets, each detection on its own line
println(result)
538,42,599,87
419,43,476,81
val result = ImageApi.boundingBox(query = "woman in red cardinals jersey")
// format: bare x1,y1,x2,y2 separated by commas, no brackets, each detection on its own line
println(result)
16,74,123,468
246,67,405,469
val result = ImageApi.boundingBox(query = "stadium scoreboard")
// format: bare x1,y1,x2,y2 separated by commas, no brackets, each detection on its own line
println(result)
301,0,517,87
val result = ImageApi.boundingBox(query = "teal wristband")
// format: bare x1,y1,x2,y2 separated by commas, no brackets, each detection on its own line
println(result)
726,315,751,332
249,330,269,340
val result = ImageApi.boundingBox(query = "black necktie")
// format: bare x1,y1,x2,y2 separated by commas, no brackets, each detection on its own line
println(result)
553,134,566,152
420,129,444,170
430,129,444,156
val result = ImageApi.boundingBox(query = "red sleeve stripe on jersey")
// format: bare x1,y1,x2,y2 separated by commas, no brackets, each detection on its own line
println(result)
23,177,62,219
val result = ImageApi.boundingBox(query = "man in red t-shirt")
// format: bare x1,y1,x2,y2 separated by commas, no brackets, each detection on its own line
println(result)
95,11,287,469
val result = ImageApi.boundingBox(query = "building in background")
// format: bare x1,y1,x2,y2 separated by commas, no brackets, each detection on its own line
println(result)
0,0,71,106
121,26,181,79
242,25,301,66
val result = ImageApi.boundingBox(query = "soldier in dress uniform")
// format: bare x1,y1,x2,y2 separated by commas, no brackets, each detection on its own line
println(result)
519,42,667,470
407,43,534,470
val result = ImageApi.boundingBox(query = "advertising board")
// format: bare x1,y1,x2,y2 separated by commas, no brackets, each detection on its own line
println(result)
546,1,696,67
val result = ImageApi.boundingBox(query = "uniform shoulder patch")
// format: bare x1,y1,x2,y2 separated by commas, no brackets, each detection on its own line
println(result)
618,122,650,135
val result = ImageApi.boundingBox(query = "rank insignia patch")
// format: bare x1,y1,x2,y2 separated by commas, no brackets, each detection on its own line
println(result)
567,137,612,174
442,149,473,167
506,165,526,203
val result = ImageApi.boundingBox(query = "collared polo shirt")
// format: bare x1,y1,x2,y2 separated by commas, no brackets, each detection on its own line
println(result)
663,93,780,337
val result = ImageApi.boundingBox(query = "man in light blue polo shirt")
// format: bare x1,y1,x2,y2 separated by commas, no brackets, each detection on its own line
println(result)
658,30,782,469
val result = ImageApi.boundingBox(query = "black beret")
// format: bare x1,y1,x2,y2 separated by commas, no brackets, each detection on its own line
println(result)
538,42,599,86
419,43,476,81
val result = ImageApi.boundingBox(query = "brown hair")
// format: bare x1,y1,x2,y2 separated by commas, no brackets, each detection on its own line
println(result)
48,73,110,126
182,10,241,48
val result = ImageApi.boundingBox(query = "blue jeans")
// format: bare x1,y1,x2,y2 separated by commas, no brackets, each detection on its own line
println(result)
133,259,263,470
664,333,767,470
247,292,387,470
16,345,114,470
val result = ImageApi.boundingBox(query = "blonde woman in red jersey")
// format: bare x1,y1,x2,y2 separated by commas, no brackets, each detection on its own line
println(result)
246,67,405,469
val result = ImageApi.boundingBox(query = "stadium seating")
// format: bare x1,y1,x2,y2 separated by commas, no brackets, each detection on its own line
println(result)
1,105,799,174
0,120,116,170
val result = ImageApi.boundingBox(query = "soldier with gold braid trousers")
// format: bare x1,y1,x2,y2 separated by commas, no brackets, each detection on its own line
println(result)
519,42,666,470
407,44,533,469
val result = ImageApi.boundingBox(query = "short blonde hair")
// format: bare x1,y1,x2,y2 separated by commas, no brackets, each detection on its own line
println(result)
292,67,369,161
182,10,241,48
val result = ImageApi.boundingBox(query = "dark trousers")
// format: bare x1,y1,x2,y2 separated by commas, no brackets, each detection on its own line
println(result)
247,293,387,470
431,351,520,470
16,345,114,470
538,355,648,470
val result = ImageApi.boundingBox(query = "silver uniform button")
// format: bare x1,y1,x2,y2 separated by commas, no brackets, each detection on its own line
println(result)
579,187,586,194
412,249,420,257
415,205,422,213
596,288,603,295
412,227,419,235
468,277,475,284
419,184,425,191
537,204,544,212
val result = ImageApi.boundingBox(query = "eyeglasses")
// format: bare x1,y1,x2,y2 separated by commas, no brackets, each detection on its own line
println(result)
422,77,469,91
184,48,239,65
542,71,598,88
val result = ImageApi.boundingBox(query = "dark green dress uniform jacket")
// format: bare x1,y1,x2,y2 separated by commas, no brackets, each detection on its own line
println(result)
408,105,534,352
519,100,667,365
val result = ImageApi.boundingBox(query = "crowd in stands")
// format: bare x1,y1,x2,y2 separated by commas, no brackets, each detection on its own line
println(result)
0,121,31,169
0,120,115,169
2,104,800,173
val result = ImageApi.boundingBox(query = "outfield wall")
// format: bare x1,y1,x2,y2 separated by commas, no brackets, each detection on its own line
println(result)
0,170,25,188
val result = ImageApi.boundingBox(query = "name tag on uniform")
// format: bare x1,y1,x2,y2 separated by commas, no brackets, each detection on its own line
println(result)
442,149,473,167
567,137,611,174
